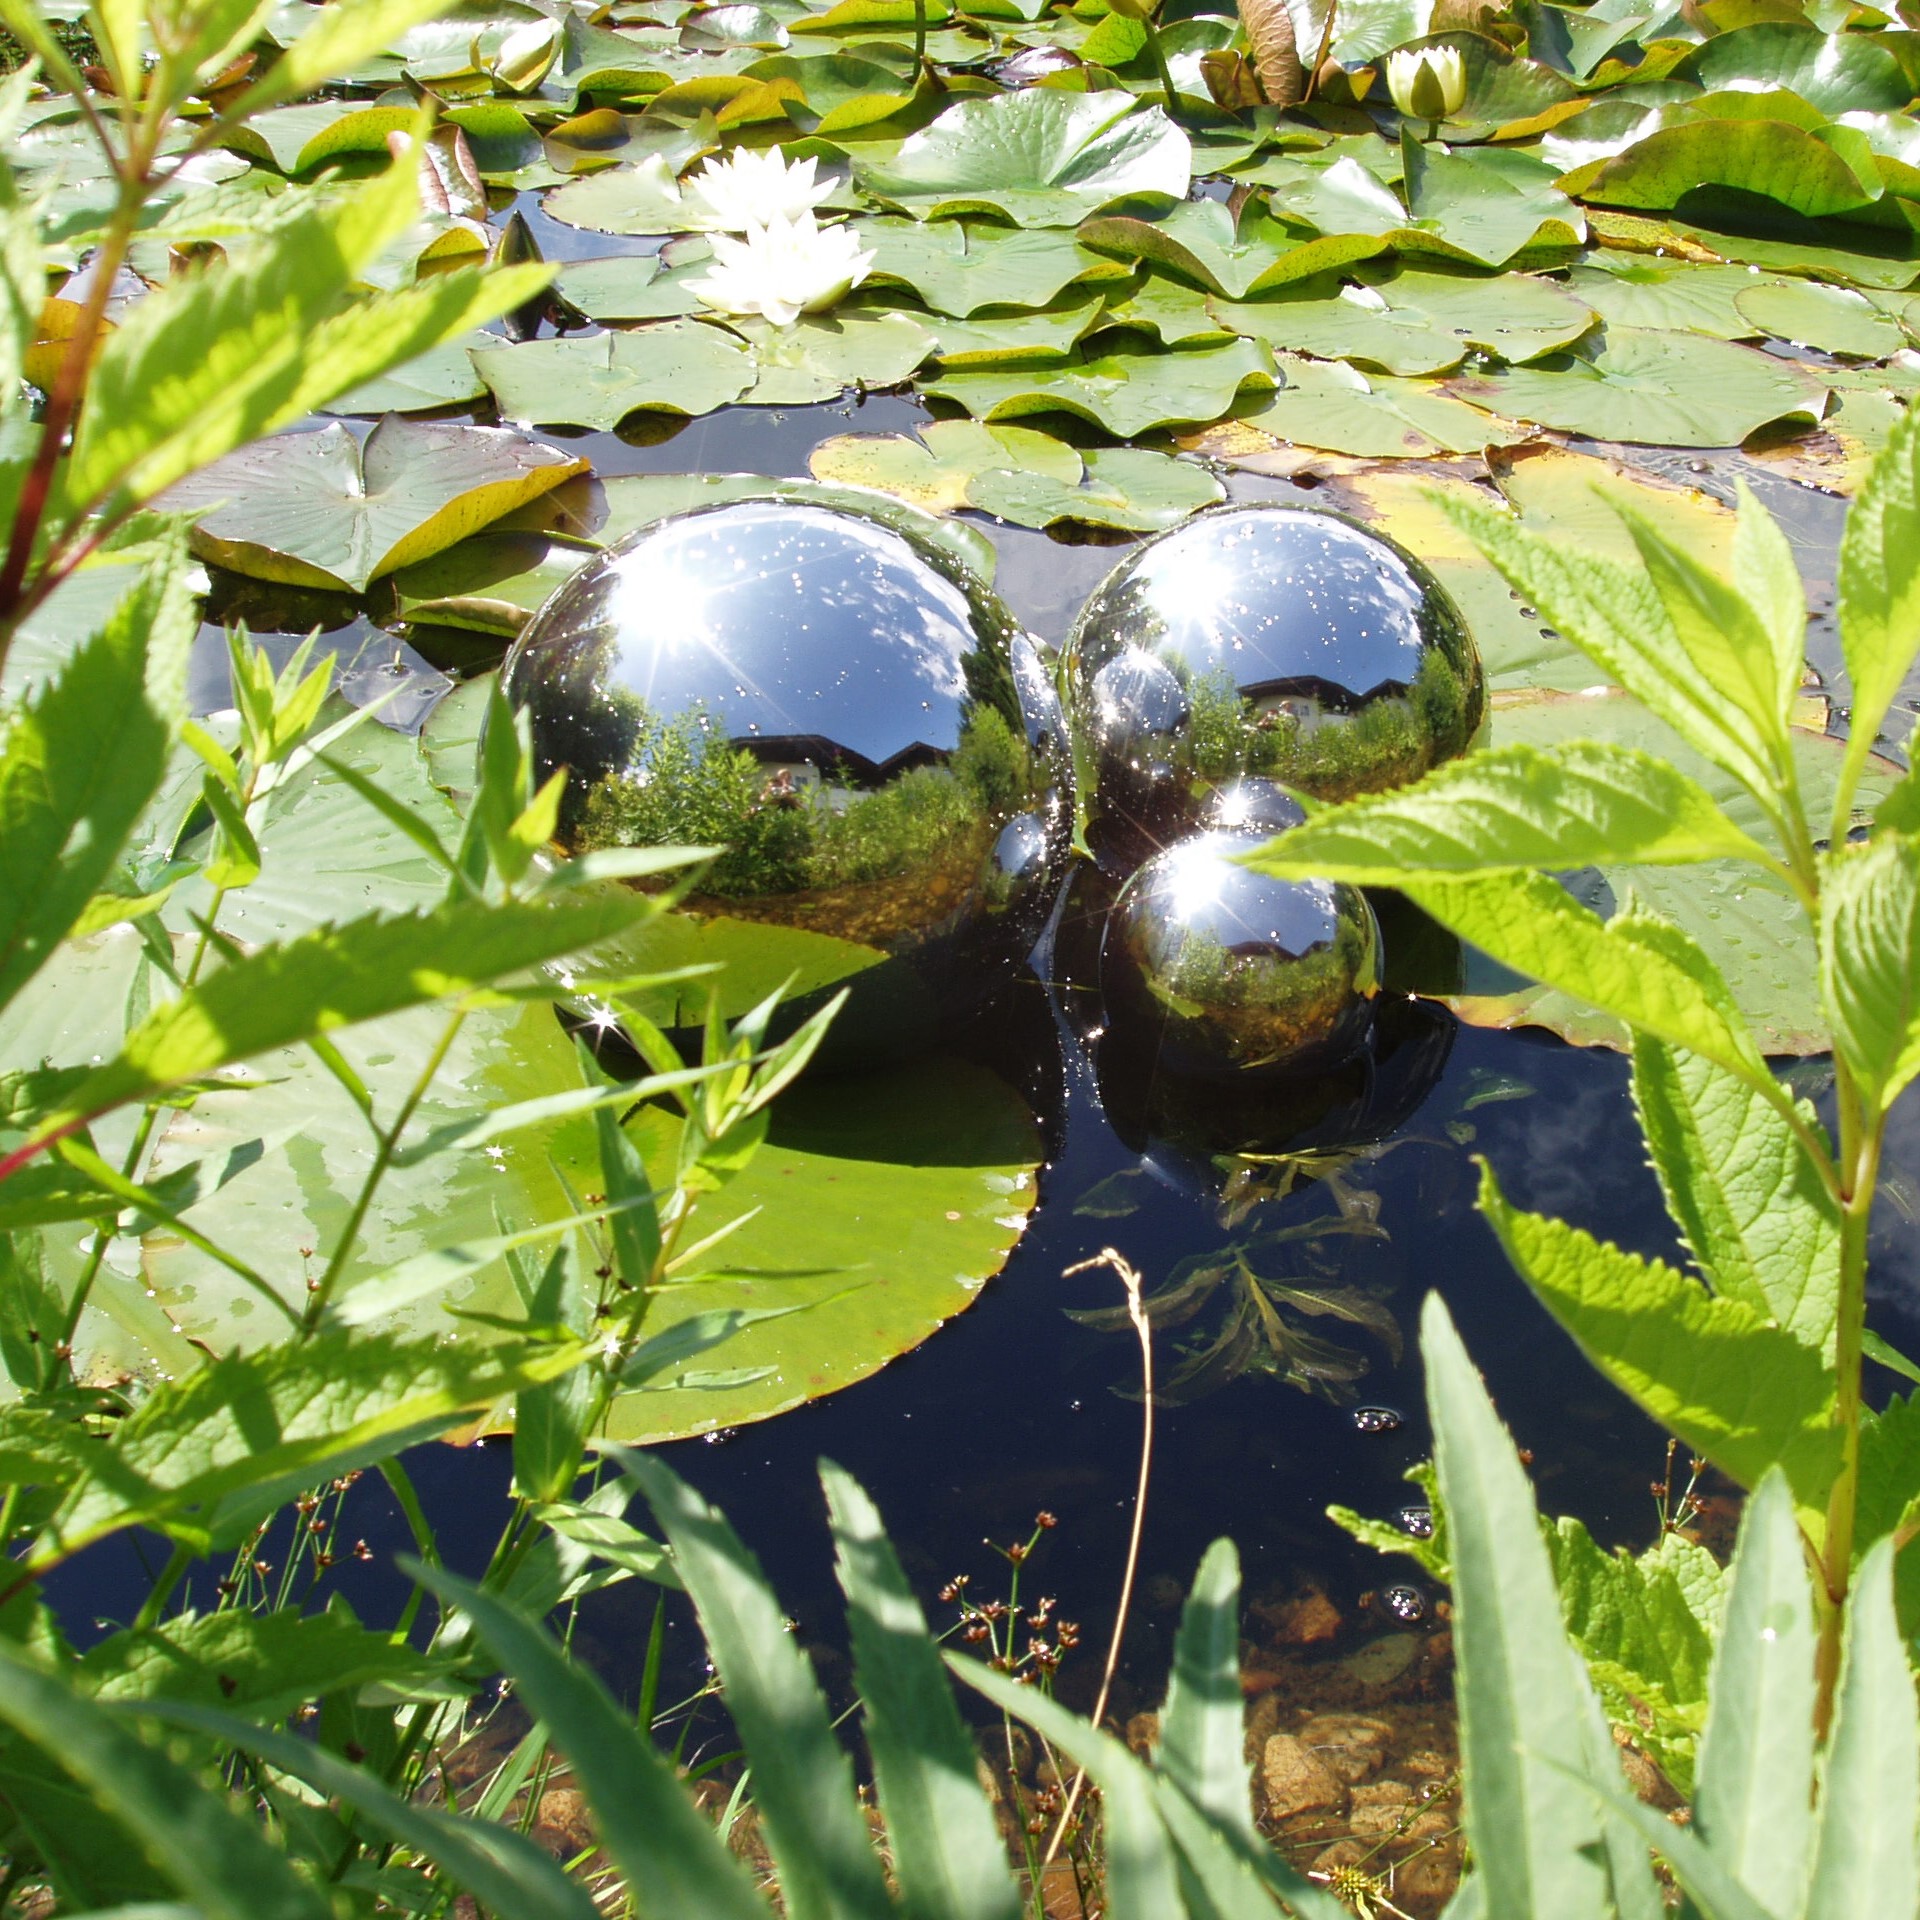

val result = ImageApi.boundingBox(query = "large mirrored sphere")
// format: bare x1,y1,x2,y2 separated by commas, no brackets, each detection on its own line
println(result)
1066,504,1482,859
501,498,1071,1060
1099,829,1379,1079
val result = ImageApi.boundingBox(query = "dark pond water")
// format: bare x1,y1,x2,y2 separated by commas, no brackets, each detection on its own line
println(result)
65,383,1920,1740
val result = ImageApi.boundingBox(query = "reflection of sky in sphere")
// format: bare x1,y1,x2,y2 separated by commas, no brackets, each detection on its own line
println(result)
591,504,984,768
1085,508,1434,702
1131,831,1342,967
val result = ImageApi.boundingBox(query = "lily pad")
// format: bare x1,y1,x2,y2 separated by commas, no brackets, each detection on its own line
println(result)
1451,688,1900,1053
857,90,1191,225
1450,326,1824,447
1677,24,1912,118
730,306,935,402
807,417,1084,512
553,253,709,322
1214,263,1596,375
471,323,757,428
322,329,496,416
1097,275,1236,346
163,418,588,594
928,297,1108,363
391,532,589,637
1195,351,1527,458
1559,118,1887,223
735,51,917,133
1670,218,1920,289
965,444,1224,530
602,1055,1041,1442
1078,199,1385,299
1563,256,1768,337
924,334,1274,435
852,214,1131,315
543,153,706,235
1735,276,1904,356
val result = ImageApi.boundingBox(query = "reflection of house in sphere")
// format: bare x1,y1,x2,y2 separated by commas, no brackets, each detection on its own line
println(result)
1067,504,1482,860
501,498,1071,1060
1099,829,1379,1080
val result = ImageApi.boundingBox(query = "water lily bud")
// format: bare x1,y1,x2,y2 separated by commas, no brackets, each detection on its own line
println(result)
1385,45,1466,122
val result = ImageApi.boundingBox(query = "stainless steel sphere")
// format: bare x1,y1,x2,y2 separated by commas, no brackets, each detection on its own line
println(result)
500,497,1071,1058
1098,829,1379,1078
1066,503,1482,860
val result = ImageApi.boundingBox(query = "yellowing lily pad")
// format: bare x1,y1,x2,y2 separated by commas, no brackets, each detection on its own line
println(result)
163,417,587,593
808,417,1083,512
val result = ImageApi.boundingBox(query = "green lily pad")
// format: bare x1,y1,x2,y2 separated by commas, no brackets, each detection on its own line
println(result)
1677,23,1911,117
853,215,1132,314
1451,688,1901,1053
1214,263,1596,375
1563,256,1768,337
1099,274,1236,346
1560,118,1887,222
472,322,757,428
391,532,587,637
1078,199,1384,298
1449,326,1824,447
553,252,708,322
163,418,588,594
736,51,917,133
1735,275,1904,356
857,89,1191,225
322,329,496,416
1671,218,1920,289
965,444,1224,530
543,154,702,234
602,1055,1040,1442
928,296,1108,363
923,334,1274,435
731,306,935,402
807,418,1083,512
1204,351,1528,458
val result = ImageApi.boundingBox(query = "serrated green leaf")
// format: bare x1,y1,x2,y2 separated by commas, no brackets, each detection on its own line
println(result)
1480,1165,1841,1524
1423,1294,1611,1920
1631,1037,1839,1349
1693,1471,1816,1909
1242,741,1769,879
1819,832,1920,1118
823,1462,1018,1920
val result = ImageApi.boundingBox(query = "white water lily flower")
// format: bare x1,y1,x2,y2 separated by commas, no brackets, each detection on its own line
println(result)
684,149,837,230
1385,45,1466,123
685,212,875,327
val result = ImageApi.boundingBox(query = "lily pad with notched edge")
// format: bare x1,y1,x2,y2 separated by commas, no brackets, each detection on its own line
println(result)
1562,257,1768,338
807,418,1083,513
1213,264,1595,375
1678,23,1912,117
554,253,708,322
472,323,757,428
965,444,1224,531
923,335,1274,436
602,1056,1040,1442
1189,352,1527,458
731,306,936,402
162,418,587,593
851,215,1133,315
1735,276,1904,357
1447,688,1900,1053
857,89,1191,226
322,329,496,415
1078,199,1384,299
928,297,1108,363
1449,326,1824,446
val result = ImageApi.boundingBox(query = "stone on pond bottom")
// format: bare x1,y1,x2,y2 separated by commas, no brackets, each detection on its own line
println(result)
1066,502,1483,862
500,497,1071,1060
1098,828,1379,1080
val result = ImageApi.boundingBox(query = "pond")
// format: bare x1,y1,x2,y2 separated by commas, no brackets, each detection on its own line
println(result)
14,2,1920,1900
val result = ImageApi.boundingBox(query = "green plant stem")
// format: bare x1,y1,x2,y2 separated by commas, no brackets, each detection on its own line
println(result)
132,1543,193,1631
1815,1064,1881,1735
301,1007,469,1333
1140,17,1181,118
911,0,927,75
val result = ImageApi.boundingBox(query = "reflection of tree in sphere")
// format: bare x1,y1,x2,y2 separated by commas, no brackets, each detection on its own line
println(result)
1099,829,1379,1080
1067,503,1482,860
500,498,1072,1058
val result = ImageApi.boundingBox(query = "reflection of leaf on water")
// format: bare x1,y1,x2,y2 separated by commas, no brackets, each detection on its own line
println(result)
1066,1232,1400,1406
1073,1167,1150,1220
1458,1068,1535,1112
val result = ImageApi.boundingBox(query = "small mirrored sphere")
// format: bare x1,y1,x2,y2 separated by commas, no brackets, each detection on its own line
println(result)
501,498,1071,1060
1099,829,1379,1079
1066,503,1483,859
